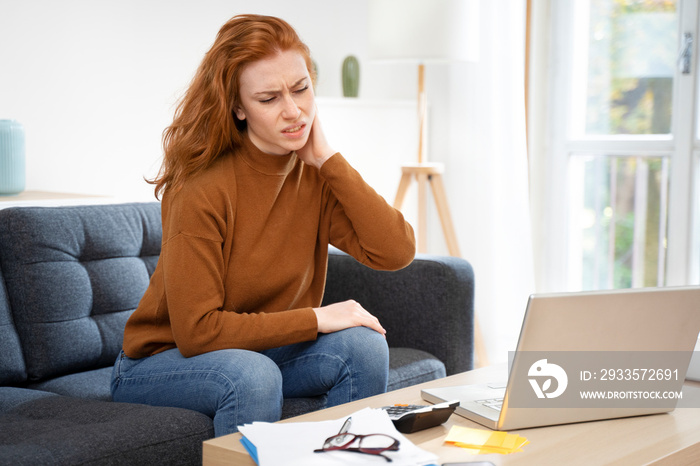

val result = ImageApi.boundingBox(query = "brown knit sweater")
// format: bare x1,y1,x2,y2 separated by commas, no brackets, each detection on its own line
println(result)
122,136,416,359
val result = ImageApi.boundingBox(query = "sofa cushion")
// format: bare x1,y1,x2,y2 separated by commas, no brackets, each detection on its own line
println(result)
0,268,26,385
0,387,58,413
0,203,161,382
282,395,327,419
28,367,113,401
387,347,446,392
0,388,213,465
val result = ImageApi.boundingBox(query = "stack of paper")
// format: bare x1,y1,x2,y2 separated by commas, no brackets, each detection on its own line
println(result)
238,407,438,465
444,425,529,454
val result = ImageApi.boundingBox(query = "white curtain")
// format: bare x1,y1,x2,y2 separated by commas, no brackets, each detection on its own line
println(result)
436,0,535,364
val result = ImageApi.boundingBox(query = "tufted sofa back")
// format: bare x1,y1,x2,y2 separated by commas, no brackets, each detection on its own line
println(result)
0,203,161,383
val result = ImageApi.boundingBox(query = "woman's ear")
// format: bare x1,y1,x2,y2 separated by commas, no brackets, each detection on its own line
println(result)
233,106,246,121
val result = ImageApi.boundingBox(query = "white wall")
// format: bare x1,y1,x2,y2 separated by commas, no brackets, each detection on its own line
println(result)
0,0,406,201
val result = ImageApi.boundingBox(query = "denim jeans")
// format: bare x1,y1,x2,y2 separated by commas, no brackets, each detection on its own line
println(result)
111,327,389,436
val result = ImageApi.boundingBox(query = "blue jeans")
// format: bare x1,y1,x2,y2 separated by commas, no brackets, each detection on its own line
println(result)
111,327,389,436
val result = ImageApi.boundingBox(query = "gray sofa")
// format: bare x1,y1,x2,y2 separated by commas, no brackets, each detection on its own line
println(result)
0,202,474,465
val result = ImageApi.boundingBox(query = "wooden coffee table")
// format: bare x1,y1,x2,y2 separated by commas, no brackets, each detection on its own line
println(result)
203,365,700,465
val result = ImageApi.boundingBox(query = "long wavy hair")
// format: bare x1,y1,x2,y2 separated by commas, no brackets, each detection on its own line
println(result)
149,14,316,198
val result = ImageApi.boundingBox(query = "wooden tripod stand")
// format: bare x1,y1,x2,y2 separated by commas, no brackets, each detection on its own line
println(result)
393,163,460,256
392,64,489,367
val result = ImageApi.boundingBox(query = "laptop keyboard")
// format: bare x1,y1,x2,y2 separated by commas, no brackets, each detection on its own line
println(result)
476,397,503,410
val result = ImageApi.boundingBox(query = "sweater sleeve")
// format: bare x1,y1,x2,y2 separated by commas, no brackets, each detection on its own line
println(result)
319,153,416,270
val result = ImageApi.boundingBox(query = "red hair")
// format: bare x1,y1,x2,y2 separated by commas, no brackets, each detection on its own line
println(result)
150,14,316,198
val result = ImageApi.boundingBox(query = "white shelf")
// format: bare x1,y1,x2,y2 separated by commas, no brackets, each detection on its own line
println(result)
0,191,115,209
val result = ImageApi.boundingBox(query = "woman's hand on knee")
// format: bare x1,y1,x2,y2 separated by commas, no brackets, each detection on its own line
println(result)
313,300,386,336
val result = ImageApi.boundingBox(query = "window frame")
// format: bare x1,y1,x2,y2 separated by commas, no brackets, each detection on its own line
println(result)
534,0,700,292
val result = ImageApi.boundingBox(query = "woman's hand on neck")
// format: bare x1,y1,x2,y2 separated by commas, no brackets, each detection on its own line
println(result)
296,106,335,169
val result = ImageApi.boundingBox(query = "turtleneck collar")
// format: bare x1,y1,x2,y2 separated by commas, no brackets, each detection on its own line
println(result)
239,132,298,176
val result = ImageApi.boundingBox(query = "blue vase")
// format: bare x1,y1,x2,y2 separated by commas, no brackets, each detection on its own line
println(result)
0,120,26,195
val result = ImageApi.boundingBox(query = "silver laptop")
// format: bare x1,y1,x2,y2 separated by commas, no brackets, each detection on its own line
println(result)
422,286,700,430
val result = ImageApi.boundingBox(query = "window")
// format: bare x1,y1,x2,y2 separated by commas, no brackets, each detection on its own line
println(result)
539,0,700,291
569,154,670,289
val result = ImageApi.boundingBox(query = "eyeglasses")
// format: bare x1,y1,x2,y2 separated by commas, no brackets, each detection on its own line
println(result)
314,432,400,462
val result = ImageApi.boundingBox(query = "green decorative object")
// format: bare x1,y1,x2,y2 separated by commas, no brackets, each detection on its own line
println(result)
342,55,360,97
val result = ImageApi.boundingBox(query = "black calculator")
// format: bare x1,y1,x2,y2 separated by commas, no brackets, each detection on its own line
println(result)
381,400,459,433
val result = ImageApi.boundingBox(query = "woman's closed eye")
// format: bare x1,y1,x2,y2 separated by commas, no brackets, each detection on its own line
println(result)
258,86,308,104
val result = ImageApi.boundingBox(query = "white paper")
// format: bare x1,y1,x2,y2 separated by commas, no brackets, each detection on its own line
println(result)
238,407,438,466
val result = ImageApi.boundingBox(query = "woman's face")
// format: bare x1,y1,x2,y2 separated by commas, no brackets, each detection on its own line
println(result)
234,50,315,156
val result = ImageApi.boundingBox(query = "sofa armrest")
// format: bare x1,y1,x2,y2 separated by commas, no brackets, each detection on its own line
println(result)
323,248,475,375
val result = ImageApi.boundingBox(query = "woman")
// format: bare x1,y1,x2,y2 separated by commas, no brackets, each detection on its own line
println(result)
111,14,415,436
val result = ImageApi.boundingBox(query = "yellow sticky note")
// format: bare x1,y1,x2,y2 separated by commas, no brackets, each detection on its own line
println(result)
444,425,529,455
444,425,492,445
